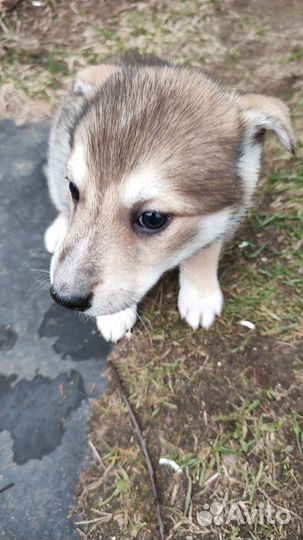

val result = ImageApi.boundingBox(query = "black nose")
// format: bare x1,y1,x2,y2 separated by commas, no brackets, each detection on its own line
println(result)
50,286,92,312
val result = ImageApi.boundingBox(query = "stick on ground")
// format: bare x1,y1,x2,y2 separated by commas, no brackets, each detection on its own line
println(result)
0,482,14,494
108,360,165,540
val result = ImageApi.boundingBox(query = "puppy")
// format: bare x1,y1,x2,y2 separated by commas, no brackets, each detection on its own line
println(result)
45,52,295,343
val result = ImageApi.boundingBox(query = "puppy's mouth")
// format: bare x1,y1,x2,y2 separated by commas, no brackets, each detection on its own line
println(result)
50,289,138,316
86,299,138,317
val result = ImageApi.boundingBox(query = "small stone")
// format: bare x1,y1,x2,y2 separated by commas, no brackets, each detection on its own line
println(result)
0,324,18,352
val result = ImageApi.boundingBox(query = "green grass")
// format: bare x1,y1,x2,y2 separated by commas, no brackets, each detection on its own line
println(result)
222,151,303,339
289,45,303,62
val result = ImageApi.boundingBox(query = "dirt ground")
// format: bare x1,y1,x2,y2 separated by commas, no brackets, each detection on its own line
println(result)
1,0,302,538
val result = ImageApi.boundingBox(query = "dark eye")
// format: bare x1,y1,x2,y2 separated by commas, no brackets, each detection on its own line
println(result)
135,211,170,233
69,181,79,203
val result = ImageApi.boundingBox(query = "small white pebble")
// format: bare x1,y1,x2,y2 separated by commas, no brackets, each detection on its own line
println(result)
239,240,250,249
217,361,222,367
239,320,256,330
32,1,44,6
159,458,182,474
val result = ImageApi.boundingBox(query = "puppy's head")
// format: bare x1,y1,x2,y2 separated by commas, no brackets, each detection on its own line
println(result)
50,60,295,316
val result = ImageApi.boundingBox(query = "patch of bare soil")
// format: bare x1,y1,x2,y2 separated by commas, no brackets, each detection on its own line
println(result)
76,277,303,538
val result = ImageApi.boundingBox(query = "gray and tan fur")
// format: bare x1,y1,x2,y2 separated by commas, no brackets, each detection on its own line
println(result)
45,52,296,342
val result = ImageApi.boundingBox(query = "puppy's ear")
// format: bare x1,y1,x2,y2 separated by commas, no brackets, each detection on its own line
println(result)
238,93,296,154
73,64,120,96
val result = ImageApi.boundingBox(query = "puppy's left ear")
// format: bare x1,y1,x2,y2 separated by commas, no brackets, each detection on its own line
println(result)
238,93,296,155
73,64,120,96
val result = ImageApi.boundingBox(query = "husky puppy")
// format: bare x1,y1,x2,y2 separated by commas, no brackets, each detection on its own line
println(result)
45,53,295,342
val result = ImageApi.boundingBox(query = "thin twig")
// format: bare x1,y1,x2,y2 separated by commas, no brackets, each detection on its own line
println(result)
0,482,14,494
88,439,106,469
75,514,112,525
108,360,165,540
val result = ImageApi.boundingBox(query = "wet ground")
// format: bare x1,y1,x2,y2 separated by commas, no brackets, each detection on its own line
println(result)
0,120,111,539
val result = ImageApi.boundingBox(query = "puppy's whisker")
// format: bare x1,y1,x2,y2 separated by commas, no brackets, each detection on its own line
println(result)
29,268,50,274
28,248,51,259
78,311,93,324
25,278,50,301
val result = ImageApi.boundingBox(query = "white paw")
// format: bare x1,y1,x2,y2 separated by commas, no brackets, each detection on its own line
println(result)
44,214,69,254
178,281,223,330
96,306,137,343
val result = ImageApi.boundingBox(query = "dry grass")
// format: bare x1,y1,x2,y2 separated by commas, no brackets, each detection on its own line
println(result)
0,0,302,117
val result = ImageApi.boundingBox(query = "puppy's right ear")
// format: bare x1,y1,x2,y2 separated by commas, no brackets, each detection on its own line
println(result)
238,93,296,155
73,64,120,96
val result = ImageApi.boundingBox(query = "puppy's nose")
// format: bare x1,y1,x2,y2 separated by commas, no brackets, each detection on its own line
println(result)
50,286,92,312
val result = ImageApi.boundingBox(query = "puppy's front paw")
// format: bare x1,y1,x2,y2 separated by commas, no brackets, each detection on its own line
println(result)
178,280,223,330
44,214,68,254
96,306,137,343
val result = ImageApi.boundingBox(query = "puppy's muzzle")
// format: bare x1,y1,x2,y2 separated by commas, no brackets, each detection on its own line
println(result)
50,286,92,312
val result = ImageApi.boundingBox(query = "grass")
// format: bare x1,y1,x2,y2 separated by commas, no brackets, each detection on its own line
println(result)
289,46,303,63
0,0,302,116
223,150,303,339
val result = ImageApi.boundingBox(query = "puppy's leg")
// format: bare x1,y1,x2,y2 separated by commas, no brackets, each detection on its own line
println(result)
44,214,69,254
96,305,137,343
178,240,223,330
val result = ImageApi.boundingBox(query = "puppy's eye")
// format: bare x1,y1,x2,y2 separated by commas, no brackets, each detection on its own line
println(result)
69,181,80,203
135,211,170,233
